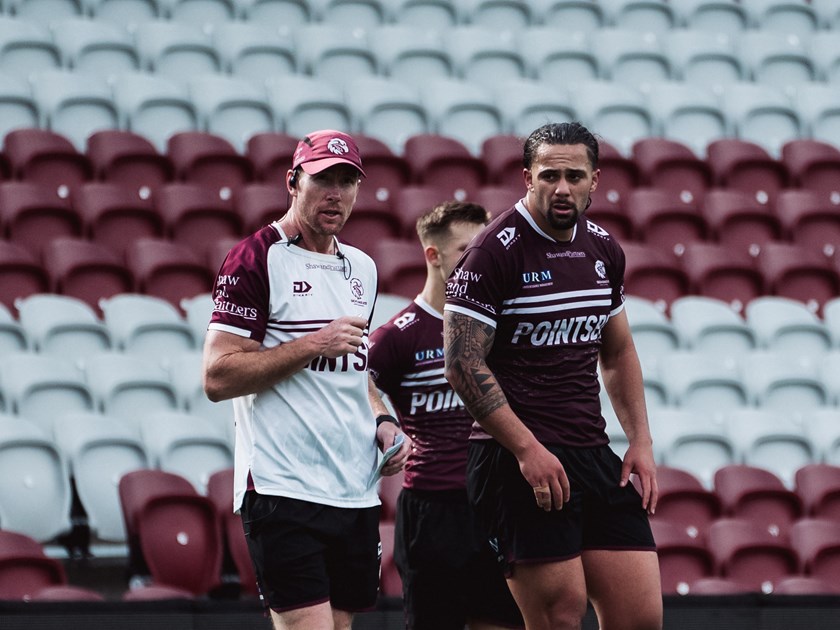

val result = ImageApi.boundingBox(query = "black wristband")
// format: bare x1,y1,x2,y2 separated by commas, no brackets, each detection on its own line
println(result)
376,414,401,429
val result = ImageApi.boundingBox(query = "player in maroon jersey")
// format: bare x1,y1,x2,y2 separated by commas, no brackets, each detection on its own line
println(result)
444,122,662,630
369,201,523,630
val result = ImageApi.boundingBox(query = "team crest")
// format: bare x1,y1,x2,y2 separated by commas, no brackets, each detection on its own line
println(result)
595,260,606,279
328,138,349,155
350,277,364,299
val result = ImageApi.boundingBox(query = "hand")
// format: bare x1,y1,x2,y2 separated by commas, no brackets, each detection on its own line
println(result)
376,422,411,477
620,441,658,515
516,441,570,512
314,316,368,358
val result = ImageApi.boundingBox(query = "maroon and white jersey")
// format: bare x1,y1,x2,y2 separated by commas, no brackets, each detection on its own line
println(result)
369,297,470,492
208,223,380,511
444,201,626,447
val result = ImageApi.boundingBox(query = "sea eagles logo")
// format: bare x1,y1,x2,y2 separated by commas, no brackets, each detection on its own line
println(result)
595,260,606,279
497,227,516,246
328,138,349,155
350,277,364,299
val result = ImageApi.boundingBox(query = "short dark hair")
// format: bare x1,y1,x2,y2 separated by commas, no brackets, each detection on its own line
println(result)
523,122,599,170
416,201,490,243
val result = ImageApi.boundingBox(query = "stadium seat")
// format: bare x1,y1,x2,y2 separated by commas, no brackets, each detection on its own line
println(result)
111,72,198,154
0,181,82,256
139,410,233,494
490,78,576,140
676,0,749,34
87,0,162,26
122,583,195,600
341,187,401,254
706,517,798,592
471,185,524,217
179,292,214,347
83,352,179,420
392,185,452,239
206,468,258,596
819,351,840,406
744,296,832,356
790,518,840,584
4,0,83,26
780,139,840,197
0,17,61,81
641,82,729,159
519,27,599,84
72,181,162,257
649,520,714,594
0,529,65,599
635,352,669,408
294,24,377,84
371,237,426,298
600,0,678,32
622,295,681,359
264,75,352,139
118,468,222,594
669,295,756,353
461,0,532,28
211,22,296,84
717,82,803,159
591,138,640,207
624,187,708,251
753,242,840,312
726,409,816,488
530,0,605,30
419,78,505,155
237,0,311,25
593,28,673,90
664,29,745,92
774,190,840,254
0,301,29,354
705,138,789,205
153,182,242,259
621,242,690,309
0,415,73,542
232,183,285,234
812,0,840,27
658,352,748,413
0,75,39,145
444,25,527,88
568,80,654,156
794,463,840,521
3,128,92,198
631,137,712,204
736,30,817,95
244,132,299,187
166,0,236,28
15,293,111,358
50,18,139,80
52,411,149,542
687,576,756,594
29,585,106,601
343,77,429,154
480,134,524,190
368,24,453,86
740,350,828,413
352,134,412,203
313,0,389,28
741,0,819,36
206,236,240,277
133,21,221,81
165,133,254,199
0,240,49,311
714,465,803,533
809,31,840,84
792,84,840,157
403,135,487,201
99,293,196,356
383,0,457,28
85,131,174,198
771,575,840,595
700,190,781,255
649,409,737,488
652,466,722,537
163,351,233,442
42,237,133,311
125,238,213,309
30,70,118,152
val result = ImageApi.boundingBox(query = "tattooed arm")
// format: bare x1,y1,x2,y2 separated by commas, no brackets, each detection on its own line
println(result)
443,310,570,509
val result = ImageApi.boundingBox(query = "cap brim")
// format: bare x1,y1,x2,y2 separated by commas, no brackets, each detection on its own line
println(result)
299,157,366,177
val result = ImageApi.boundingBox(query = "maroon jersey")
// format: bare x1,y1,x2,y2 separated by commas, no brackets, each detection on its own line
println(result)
444,202,626,447
369,298,471,491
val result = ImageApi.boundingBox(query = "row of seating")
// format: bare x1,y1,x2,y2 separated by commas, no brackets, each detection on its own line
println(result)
5,0,839,33
3,62,840,158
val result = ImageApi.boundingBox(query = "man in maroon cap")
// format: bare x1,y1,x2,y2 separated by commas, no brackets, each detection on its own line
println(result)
203,130,411,630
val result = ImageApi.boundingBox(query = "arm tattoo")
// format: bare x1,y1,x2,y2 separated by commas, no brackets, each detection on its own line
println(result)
444,311,508,421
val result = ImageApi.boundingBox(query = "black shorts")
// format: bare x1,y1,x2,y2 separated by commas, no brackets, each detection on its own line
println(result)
394,488,523,630
467,440,656,575
240,491,381,613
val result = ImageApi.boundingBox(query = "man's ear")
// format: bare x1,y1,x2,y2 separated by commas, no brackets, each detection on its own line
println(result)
590,168,600,193
424,244,440,267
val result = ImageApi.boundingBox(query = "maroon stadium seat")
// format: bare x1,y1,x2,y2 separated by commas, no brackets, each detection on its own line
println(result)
624,188,708,252
372,237,426,298
0,240,49,310
0,530,66,600
586,194,632,241
650,520,714,594
72,182,162,256
3,128,92,197
701,188,781,255
714,465,803,535
340,186,401,256
679,242,764,310
790,518,840,584
772,575,840,595
632,138,712,205
471,185,524,218
621,242,690,309
30,585,105,601
480,134,524,189
0,181,82,256
687,577,757,595
754,241,840,312
167,131,254,197
126,238,214,309
86,129,173,197
245,131,299,185
591,138,639,207
122,584,195,600
780,139,840,196
393,185,452,239
773,189,840,253
795,463,840,521
353,134,411,204
705,138,788,205
651,466,722,538
232,183,286,234
403,134,486,200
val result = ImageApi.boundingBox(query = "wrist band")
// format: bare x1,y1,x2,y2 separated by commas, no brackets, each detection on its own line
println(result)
376,414,401,429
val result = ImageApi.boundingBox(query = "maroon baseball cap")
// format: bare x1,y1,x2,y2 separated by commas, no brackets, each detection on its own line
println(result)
292,130,366,177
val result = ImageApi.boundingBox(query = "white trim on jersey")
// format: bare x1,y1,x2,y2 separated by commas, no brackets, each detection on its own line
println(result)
610,302,626,317
414,295,443,320
516,201,578,242
502,287,612,305
400,366,448,388
502,298,613,316
208,322,252,337
443,303,497,328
